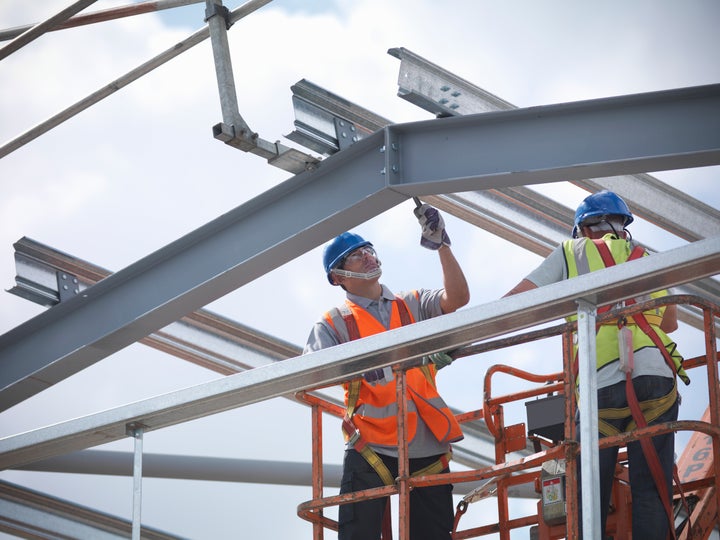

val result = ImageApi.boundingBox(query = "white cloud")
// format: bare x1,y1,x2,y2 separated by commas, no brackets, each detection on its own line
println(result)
0,0,718,537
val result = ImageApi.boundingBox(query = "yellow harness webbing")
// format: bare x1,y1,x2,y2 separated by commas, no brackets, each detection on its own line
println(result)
597,378,677,437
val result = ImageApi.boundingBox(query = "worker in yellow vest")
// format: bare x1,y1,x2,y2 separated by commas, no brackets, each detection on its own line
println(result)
505,190,688,539
304,203,469,540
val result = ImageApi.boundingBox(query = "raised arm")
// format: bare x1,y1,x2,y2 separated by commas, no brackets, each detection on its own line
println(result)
438,244,470,314
414,202,469,314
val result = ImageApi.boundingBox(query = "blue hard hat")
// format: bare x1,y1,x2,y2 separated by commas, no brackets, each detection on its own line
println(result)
572,190,634,237
323,232,373,284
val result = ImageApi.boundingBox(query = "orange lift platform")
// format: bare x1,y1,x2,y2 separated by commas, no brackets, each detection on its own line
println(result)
296,294,720,539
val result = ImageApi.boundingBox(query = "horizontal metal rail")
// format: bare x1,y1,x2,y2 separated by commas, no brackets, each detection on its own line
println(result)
1,244,719,469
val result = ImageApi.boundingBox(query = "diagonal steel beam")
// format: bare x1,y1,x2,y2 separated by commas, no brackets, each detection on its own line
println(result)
0,0,99,61
8,236,301,372
1,83,719,412
0,1,204,43
1,236,719,469
389,46,720,242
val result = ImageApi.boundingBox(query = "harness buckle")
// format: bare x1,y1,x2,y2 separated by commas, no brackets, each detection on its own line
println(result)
347,428,361,447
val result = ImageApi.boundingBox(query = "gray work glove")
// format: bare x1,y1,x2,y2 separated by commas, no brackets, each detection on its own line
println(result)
414,203,451,250
425,352,454,370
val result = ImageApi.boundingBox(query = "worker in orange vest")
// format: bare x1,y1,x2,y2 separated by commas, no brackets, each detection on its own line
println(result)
304,202,470,540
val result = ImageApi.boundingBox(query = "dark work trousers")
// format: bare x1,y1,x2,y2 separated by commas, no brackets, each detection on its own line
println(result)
577,376,678,540
338,449,454,540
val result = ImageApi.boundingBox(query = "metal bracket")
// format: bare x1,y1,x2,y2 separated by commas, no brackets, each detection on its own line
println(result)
56,271,79,303
204,3,233,31
333,117,360,151
125,421,147,437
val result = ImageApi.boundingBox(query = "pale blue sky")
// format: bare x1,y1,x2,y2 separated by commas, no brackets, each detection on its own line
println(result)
0,1,718,538
154,0,344,28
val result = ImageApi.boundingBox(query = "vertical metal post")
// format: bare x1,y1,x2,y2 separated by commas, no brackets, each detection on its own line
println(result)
562,328,581,540
395,366,410,540
311,403,325,540
127,422,145,540
576,299,601,540
204,0,251,135
703,306,720,519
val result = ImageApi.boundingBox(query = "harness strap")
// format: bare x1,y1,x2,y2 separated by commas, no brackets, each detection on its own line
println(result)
633,311,689,385
413,451,453,477
593,240,645,311
593,239,686,538
597,379,677,436
625,372,678,540
571,241,647,378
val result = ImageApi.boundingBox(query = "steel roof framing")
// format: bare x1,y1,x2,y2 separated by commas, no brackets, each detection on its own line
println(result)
1,4,719,537
8,236,511,474
389,47,720,244
0,0,283,162
1,82,719,412
0,1,204,43
287,62,720,330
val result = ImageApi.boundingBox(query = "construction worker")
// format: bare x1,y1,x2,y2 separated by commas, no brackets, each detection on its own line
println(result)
303,203,470,540
505,190,688,539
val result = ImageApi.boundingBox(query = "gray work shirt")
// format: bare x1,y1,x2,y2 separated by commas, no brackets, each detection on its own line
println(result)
304,284,450,458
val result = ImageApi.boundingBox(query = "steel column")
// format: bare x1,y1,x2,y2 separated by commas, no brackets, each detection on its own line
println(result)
127,423,144,540
576,300,601,540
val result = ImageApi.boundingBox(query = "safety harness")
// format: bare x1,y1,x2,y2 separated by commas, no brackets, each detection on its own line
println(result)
591,239,691,539
329,297,452,486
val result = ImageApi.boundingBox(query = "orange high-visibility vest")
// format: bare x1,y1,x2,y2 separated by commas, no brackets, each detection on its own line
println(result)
324,295,463,448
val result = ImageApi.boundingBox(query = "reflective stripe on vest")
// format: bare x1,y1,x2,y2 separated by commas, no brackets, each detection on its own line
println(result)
323,293,463,447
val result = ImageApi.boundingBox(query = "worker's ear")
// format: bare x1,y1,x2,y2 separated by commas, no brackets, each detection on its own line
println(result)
330,272,344,287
